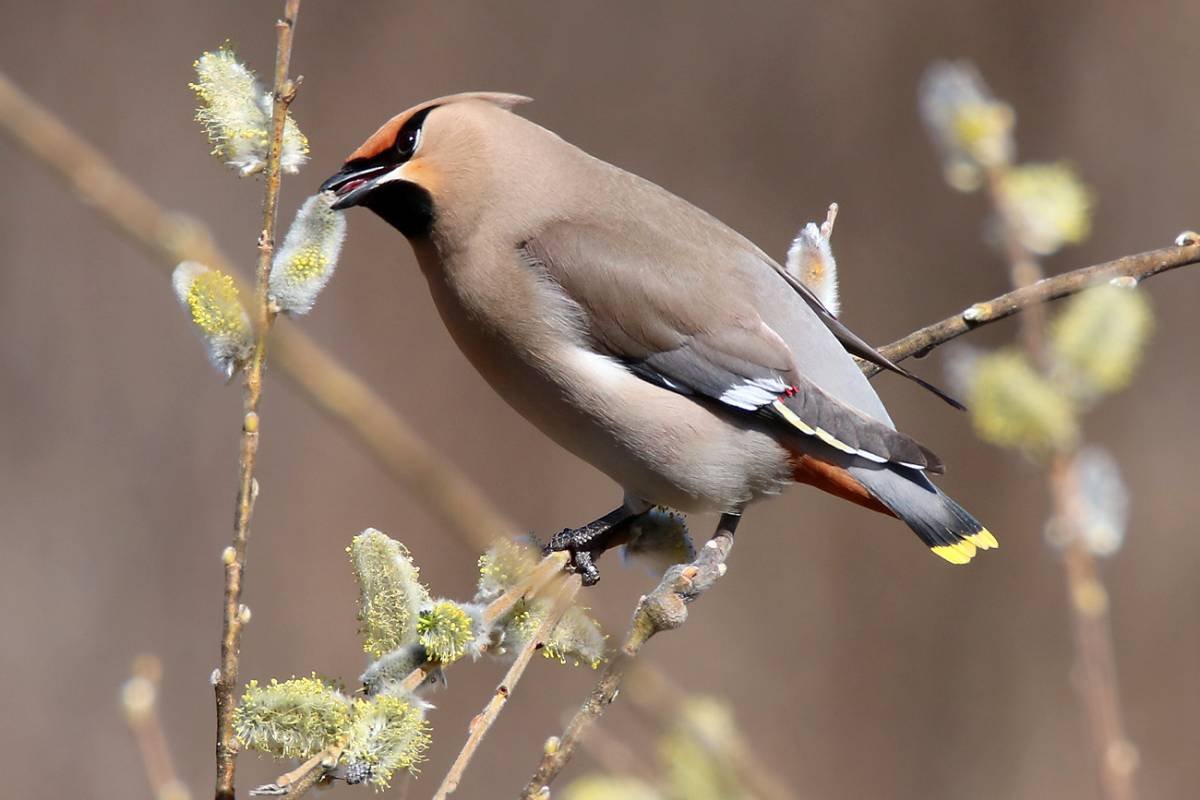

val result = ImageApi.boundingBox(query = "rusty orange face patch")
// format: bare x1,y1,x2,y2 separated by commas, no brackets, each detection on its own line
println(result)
345,105,432,163
342,93,532,164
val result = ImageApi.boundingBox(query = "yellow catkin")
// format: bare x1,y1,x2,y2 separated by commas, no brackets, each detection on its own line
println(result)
186,271,246,337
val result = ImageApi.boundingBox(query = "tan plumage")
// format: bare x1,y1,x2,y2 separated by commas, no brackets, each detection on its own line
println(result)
321,93,996,572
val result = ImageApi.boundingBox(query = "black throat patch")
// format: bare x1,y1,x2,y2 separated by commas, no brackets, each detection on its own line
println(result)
364,180,435,239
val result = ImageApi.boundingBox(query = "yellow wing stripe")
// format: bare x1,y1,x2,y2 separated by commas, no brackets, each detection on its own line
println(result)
773,400,856,454
772,400,815,435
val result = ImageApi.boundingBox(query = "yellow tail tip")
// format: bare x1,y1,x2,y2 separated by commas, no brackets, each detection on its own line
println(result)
966,528,999,549
931,542,975,564
930,529,998,564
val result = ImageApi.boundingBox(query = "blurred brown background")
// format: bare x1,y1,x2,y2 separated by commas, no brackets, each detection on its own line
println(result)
2,1,1198,798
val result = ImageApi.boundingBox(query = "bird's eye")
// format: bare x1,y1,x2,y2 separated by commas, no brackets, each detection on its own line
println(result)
395,126,421,160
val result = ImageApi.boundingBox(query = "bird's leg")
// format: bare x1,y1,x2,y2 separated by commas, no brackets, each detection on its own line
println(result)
546,506,648,586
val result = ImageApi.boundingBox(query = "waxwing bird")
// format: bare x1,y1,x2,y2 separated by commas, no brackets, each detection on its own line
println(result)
321,92,996,584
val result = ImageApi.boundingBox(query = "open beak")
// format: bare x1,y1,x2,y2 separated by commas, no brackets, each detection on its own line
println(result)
320,163,393,210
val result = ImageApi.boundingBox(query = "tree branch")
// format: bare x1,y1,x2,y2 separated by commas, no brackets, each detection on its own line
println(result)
434,574,583,799
980,164,1139,800
121,655,192,800
870,243,1200,372
214,4,301,799
522,515,739,799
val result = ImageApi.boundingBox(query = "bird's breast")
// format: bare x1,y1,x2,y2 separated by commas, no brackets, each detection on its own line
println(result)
412,241,793,512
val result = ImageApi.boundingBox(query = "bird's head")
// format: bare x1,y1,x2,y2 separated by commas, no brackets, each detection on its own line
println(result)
320,92,532,239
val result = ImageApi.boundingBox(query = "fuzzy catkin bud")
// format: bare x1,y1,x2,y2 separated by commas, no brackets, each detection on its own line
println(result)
341,695,432,789
919,61,1015,191
621,508,696,577
190,45,308,176
476,537,540,602
233,675,351,760
500,598,606,669
999,163,1093,255
969,348,1078,454
171,261,253,379
361,643,432,697
417,600,482,664
1056,446,1130,557
1051,284,1152,399
786,220,840,316
562,776,663,800
349,529,432,658
659,697,741,800
269,192,347,314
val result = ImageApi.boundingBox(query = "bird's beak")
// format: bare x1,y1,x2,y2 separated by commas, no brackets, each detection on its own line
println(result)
320,163,394,210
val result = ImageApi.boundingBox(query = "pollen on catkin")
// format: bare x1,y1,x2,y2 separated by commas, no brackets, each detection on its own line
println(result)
171,261,253,379
499,597,606,669
476,537,540,602
341,695,432,789
919,61,1015,191
416,600,479,664
190,45,309,176
269,192,347,314
1051,284,1151,398
968,348,1078,454
233,675,351,760
349,530,432,658
999,162,1093,255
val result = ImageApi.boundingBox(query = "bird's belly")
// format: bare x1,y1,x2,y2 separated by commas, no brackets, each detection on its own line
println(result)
435,304,790,511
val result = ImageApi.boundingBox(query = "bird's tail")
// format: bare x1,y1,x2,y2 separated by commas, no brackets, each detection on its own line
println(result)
791,454,997,564
849,463,997,564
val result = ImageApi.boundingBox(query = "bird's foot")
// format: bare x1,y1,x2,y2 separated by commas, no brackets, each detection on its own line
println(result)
545,508,643,586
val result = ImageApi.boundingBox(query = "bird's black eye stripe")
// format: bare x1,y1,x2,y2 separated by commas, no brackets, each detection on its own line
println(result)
395,106,437,161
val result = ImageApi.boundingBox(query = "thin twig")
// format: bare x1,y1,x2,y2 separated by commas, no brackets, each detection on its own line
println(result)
214,4,301,798
522,515,739,799
393,552,570,695
434,574,583,799
871,243,1200,372
249,747,342,797
121,655,193,800
983,167,1138,800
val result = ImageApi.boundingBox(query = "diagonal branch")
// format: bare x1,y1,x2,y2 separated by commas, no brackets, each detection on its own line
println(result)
215,3,302,799
981,163,1139,800
522,515,739,799
434,574,583,799
870,243,1200,372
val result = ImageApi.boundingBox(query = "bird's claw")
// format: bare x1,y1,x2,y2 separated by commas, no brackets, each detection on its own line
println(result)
546,525,603,586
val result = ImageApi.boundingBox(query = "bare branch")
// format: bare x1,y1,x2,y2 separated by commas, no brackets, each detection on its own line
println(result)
214,4,302,798
121,655,192,800
434,574,583,799
522,515,739,799
249,747,342,797
394,552,570,695
979,165,1139,800
870,243,1200,373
